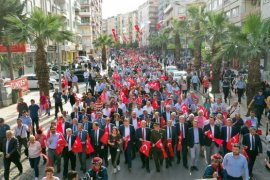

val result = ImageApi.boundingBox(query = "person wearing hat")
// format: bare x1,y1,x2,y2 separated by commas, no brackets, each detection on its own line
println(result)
86,157,108,180
240,120,252,138
203,153,227,179
248,90,266,126
242,126,262,177
150,122,166,172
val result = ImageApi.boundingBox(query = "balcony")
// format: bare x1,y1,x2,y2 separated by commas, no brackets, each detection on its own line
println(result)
79,11,91,16
55,0,66,5
75,15,81,24
60,9,68,19
74,1,81,12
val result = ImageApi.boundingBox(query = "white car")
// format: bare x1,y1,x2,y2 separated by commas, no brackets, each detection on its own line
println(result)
166,66,178,74
171,71,187,81
77,56,90,64
21,74,58,89
50,71,60,82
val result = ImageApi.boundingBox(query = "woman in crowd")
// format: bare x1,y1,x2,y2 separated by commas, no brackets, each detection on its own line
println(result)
108,126,122,173
28,135,42,180
35,128,47,165
41,167,60,180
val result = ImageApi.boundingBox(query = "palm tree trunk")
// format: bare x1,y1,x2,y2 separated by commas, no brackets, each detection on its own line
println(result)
35,42,50,96
194,39,201,71
6,44,15,80
175,33,181,63
102,45,107,70
246,57,261,106
211,47,221,94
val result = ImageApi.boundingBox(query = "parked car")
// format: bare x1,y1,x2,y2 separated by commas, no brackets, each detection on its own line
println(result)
166,65,178,74
50,71,60,82
76,56,90,64
21,74,58,89
73,70,85,82
170,70,187,81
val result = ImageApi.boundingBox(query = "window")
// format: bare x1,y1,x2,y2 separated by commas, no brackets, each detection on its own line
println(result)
81,7,89,12
81,17,90,24
231,6,239,17
225,11,231,18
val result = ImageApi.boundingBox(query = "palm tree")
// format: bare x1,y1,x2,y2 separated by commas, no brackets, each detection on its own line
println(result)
0,0,25,80
203,12,229,93
6,8,73,96
168,19,187,63
93,34,114,70
218,14,270,105
187,4,206,71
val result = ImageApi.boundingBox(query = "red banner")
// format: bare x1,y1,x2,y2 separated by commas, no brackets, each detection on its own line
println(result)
166,139,174,157
0,44,30,53
5,77,28,90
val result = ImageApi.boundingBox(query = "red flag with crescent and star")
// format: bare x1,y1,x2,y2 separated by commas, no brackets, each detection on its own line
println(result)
177,133,183,151
124,135,130,151
160,117,166,128
139,140,151,157
86,134,94,154
206,130,224,146
242,146,249,161
56,133,67,155
155,139,167,158
72,135,83,153
166,139,174,157
226,133,239,151
100,131,109,145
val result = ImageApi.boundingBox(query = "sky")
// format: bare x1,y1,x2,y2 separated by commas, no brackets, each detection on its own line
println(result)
102,0,147,19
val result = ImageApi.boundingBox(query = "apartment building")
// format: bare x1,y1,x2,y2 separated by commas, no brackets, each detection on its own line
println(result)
79,0,102,56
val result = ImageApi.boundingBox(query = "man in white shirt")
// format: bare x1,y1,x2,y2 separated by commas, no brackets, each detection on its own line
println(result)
102,104,112,118
134,104,144,118
14,119,28,156
143,101,154,115
83,69,90,90
72,74,79,93
119,99,127,115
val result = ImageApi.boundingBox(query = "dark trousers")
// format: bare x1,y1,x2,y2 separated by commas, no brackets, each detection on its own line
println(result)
31,117,39,135
223,87,230,103
165,147,173,166
103,145,109,166
4,154,23,180
0,137,4,152
18,137,28,157
237,88,244,103
47,148,61,171
153,148,163,171
247,150,257,175
255,105,264,125
124,142,133,168
223,142,231,155
41,147,47,162
29,156,40,178
140,152,150,170
55,103,63,118
110,147,120,167
63,151,76,178
193,83,198,91
227,175,243,180
93,145,103,158
176,143,188,166
78,145,86,171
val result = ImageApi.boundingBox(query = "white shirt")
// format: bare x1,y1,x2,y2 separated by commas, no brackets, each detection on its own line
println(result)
180,123,185,138
119,103,127,113
142,128,146,140
83,71,89,79
143,105,153,115
102,108,111,117
134,108,143,117
249,134,255,151
67,135,72,151
167,126,172,139
14,125,28,138
227,126,232,142
132,119,138,129
166,112,171,120
6,139,9,153
210,125,215,135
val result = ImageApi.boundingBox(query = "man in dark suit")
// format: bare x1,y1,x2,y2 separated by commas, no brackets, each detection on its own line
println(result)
3,130,23,180
70,107,82,122
162,105,171,122
242,127,262,177
203,116,221,164
152,112,161,124
101,117,114,166
145,115,153,129
82,116,92,135
119,118,135,171
187,120,204,171
163,120,176,168
74,123,88,173
135,120,151,173
221,118,237,155
63,128,76,179
175,115,189,168
139,110,149,121
80,109,91,123
59,116,71,135
111,103,123,122
157,101,166,115
90,122,105,160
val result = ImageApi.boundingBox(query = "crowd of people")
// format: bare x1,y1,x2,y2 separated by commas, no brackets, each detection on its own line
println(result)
0,49,270,180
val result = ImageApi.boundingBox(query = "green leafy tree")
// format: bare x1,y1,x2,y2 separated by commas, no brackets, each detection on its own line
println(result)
0,0,25,80
218,14,270,105
203,12,229,93
93,34,114,70
6,8,73,96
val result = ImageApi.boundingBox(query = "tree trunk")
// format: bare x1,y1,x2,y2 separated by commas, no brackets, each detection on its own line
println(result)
6,44,15,80
35,42,50,96
211,47,221,94
102,45,107,70
246,57,261,106
175,33,181,63
194,23,201,71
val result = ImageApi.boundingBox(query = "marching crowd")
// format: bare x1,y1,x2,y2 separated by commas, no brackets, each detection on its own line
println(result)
0,49,270,180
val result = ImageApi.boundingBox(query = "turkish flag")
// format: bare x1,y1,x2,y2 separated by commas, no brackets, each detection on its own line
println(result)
155,139,167,158
226,133,239,151
56,122,63,134
100,91,106,104
177,133,183,151
206,130,224,146
242,146,249,161
223,112,228,120
124,135,130,151
86,134,94,154
139,141,151,157
166,139,174,157
56,133,67,155
100,131,109,145
160,117,166,128
120,90,129,104
115,81,121,89
182,103,188,114
199,105,209,119
112,72,120,81
135,97,142,105
72,135,83,153
152,98,159,110
137,119,141,128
